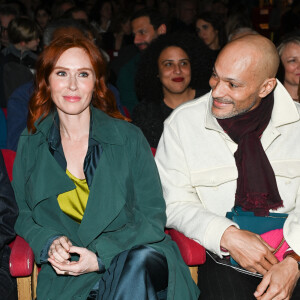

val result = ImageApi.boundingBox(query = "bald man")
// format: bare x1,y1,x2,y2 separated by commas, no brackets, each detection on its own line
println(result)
155,34,300,299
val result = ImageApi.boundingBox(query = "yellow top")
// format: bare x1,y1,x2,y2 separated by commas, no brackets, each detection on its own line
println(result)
57,169,89,223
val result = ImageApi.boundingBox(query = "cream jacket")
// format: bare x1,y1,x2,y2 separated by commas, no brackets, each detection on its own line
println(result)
155,80,300,257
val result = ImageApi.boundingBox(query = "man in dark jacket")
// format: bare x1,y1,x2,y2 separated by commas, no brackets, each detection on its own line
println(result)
0,151,18,300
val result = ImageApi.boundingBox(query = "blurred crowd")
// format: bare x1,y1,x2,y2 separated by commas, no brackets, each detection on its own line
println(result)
0,0,299,150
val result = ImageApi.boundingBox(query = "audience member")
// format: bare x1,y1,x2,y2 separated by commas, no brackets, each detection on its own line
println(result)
7,81,33,151
64,7,89,23
12,32,198,300
170,0,197,33
0,5,17,49
51,0,75,20
224,4,252,38
34,5,51,32
90,0,113,34
116,8,167,114
132,32,214,148
155,34,300,299
158,0,172,23
195,12,227,57
277,35,300,102
101,12,133,60
0,16,39,107
228,27,258,42
0,150,18,300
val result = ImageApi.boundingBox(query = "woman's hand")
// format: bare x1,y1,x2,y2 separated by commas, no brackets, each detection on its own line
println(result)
48,246,99,276
48,236,72,263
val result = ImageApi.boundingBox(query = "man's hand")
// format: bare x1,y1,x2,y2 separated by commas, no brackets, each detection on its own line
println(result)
221,226,278,274
48,246,99,276
254,257,300,300
48,236,73,263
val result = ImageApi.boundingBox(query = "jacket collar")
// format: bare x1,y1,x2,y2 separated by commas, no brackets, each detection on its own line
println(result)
35,105,124,146
205,79,299,132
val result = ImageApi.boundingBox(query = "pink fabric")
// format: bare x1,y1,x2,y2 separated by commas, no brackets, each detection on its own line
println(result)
260,229,289,261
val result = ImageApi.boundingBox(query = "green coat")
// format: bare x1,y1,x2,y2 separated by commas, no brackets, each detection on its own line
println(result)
12,107,199,300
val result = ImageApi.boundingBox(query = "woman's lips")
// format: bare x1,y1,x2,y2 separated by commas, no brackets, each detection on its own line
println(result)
63,96,81,102
172,77,184,82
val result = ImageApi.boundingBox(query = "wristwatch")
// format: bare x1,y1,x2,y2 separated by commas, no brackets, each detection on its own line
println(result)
286,252,300,270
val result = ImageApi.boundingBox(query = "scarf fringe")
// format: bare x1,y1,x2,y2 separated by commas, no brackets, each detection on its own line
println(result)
236,193,284,216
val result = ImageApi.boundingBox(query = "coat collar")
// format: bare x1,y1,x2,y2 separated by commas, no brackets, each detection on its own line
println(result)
35,105,124,146
205,79,300,132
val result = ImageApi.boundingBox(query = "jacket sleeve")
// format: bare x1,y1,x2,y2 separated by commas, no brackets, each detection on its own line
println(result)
0,151,18,251
155,122,237,257
12,137,63,264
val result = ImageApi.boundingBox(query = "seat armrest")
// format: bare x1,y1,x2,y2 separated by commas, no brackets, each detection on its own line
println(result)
168,229,206,265
9,236,34,277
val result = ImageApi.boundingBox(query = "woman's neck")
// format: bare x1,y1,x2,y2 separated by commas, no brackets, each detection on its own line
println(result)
163,87,196,109
58,109,90,141
284,80,299,102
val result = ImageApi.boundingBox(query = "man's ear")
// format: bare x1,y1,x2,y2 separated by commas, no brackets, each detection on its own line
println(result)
258,78,277,98
157,24,167,35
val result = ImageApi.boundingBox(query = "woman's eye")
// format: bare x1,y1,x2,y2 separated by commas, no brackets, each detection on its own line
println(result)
164,63,172,67
79,72,89,77
56,71,66,76
230,82,238,88
202,24,208,30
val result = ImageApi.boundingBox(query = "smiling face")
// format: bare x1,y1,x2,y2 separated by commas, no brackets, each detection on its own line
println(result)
132,16,158,51
196,18,219,50
48,47,96,117
158,46,191,96
281,42,300,86
209,43,264,119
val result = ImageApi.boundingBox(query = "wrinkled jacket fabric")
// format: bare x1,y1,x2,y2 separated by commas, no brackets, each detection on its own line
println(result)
12,107,199,300
155,80,300,257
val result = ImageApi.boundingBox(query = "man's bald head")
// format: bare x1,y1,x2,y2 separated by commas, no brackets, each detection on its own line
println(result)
209,34,279,119
221,34,279,80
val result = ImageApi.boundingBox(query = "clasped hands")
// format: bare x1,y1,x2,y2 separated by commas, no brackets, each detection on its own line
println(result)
221,226,300,300
48,236,99,276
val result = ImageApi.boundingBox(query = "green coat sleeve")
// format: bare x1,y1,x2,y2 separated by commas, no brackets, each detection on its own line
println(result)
12,136,63,264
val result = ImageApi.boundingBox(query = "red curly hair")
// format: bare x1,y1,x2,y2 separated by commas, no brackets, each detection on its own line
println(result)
27,32,129,133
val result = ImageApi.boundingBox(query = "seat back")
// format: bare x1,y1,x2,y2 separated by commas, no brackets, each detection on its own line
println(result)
1,149,16,181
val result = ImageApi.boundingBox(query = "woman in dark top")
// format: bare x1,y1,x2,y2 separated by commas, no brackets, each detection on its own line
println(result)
132,32,215,148
195,12,227,59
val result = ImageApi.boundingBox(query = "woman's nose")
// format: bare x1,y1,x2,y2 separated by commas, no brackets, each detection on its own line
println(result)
68,75,78,91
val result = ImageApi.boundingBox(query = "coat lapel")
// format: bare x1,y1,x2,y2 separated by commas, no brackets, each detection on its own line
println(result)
28,142,75,207
78,143,128,247
77,108,128,247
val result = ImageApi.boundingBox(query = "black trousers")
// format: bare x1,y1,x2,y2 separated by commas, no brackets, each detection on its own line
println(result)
87,245,168,300
0,248,17,300
198,254,300,300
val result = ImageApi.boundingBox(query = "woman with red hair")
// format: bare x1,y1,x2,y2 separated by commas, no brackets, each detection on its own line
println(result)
12,33,198,299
